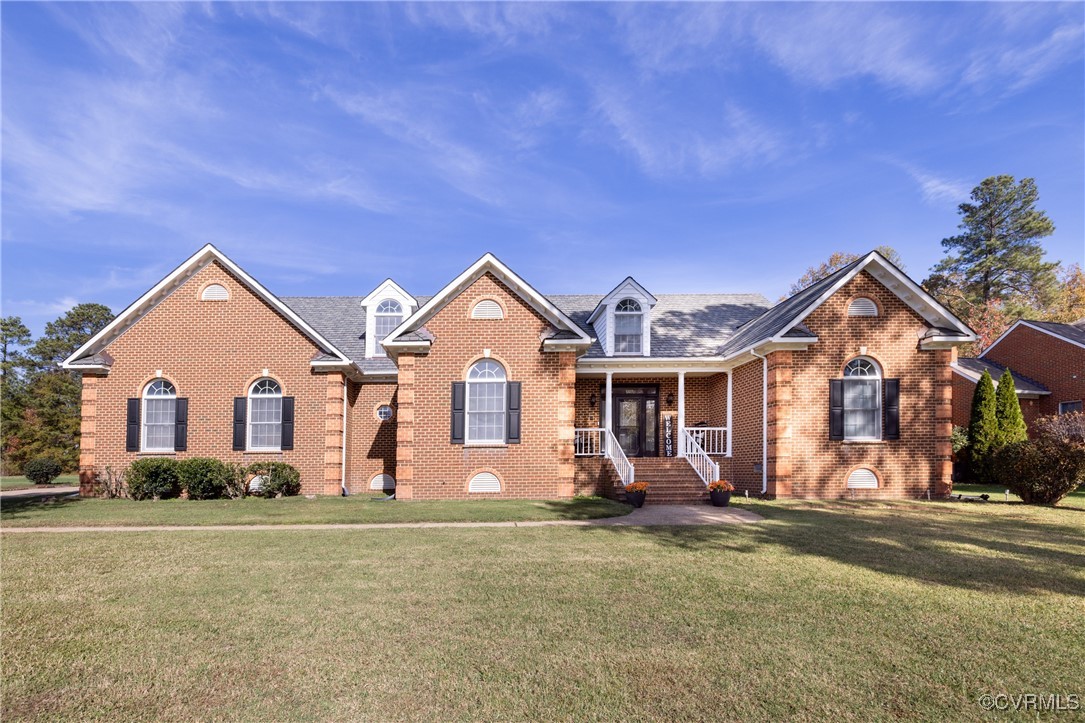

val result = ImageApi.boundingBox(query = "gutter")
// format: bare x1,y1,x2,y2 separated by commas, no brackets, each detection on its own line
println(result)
751,348,768,496
341,379,348,496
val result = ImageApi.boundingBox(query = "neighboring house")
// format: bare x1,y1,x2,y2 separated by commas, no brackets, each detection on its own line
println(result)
63,245,976,501
952,319,1085,430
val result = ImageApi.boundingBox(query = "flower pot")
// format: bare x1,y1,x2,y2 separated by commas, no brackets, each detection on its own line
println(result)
709,490,731,507
626,490,647,508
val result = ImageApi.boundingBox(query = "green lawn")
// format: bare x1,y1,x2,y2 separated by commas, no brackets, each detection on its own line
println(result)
2,500,1082,721
953,482,1085,507
0,475,78,492
0,494,632,527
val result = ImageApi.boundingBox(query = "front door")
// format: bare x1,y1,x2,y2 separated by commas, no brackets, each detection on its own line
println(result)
609,387,658,457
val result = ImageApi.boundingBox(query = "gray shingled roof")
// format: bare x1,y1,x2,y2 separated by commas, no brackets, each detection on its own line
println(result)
1020,319,1085,347
68,351,114,367
955,358,1050,395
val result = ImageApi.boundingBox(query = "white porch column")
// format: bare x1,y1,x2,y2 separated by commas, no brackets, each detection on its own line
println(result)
604,372,613,433
677,371,686,457
726,371,733,457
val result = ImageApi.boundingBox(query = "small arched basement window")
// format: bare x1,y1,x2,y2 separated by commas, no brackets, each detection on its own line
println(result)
201,284,229,301
847,468,879,489
472,299,504,319
848,297,878,317
370,473,396,491
468,472,501,493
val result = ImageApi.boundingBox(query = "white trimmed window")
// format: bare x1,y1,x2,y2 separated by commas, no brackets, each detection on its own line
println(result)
466,360,506,444
469,472,501,493
472,299,504,319
614,299,643,354
848,297,878,317
847,468,879,489
142,379,176,452
1059,401,1083,415
843,358,881,440
374,299,403,356
201,284,229,301
248,378,283,450
376,404,394,421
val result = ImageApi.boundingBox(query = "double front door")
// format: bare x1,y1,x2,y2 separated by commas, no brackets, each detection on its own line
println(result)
607,385,659,458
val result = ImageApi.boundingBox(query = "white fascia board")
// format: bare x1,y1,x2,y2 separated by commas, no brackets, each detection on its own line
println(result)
981,320,1085,356
587,276,658,323
542,338,593,351
717,335,818,364
63,364,111,373
361,278,416,308
950,363,1049,396
576,357,733,373
385,253,592,346
920,336,973,349
62,244,353,368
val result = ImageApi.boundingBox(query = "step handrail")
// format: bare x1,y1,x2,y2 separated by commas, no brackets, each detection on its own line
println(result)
680,428,719,486
602,428,635,487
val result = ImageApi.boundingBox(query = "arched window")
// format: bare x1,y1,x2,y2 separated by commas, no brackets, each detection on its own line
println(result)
374,300,403,355
466,360,506,443
142,379,176,452
843,358,881,440
614,298,643,354
248,378,283,450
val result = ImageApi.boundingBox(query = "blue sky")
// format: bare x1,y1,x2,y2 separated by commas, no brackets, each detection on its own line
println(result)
3,2,1083,334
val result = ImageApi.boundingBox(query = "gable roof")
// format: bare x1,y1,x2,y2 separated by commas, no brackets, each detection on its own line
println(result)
719,250,976,358
382,253,592,351
61,245,353,371
982,319,1085,356
587,276,658,323
953,357,1050,396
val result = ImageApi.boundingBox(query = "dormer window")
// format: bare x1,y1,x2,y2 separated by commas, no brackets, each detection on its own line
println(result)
614,299,643,354
374,300,403,355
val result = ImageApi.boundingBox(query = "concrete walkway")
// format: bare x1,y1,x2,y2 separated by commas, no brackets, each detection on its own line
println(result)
0,486,79,499
0,504,762,534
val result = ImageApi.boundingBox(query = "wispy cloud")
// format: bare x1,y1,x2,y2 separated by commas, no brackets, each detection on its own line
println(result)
883,160,971,206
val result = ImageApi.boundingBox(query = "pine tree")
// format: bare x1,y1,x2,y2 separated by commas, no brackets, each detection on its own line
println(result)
967,370,998,483
994,368,1028,447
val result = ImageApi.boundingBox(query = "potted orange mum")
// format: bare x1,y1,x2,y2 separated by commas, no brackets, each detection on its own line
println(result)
624,481,649,508
708,480,734,507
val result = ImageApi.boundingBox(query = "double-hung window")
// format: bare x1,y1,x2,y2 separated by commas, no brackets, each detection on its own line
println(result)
374,300,403,355
614,299,643,354
843,358,881,440
142,379,176,452
248,378,283,451
466,360,506,444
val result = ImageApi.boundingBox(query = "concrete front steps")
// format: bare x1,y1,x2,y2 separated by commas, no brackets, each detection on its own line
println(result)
624,457,710,505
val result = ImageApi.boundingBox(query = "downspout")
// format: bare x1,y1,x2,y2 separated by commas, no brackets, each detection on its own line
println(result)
751,349,768,496
341,378,349,496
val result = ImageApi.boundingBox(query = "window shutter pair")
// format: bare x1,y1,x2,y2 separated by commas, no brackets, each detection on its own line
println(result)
125,397,188,452
231,397,295,451
450,382,521,444
827,379,900,440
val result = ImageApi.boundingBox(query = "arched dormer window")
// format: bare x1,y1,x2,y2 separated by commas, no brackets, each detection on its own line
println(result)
843,357,881,440
374,299,403,356
614,298,643,354
142,379,177,452
248,378,283,451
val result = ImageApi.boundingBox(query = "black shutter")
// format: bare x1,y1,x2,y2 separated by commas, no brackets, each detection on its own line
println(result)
451,382,465,444
884,379,900,440
233,397,247,451
281,397,295,450
126,398,140,452
829,379,844,441
174,398,188,452
506,382,522,444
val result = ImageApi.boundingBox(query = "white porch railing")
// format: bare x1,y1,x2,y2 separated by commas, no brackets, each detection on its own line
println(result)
574,427,635,486
684,426,729,456
681,428,719,486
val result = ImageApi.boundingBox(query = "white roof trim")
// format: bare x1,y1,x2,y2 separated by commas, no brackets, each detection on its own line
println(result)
950,362,1048,397
361,278,416,308
981,320,1085,356
587,276,658,323
61,244,352,369
384,253,592,347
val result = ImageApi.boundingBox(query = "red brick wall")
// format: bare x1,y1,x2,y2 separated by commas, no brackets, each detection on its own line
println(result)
982,325,1085,418
728,360,764,494
346,381,398,494
950,374,1043,430
394,272,575,499
79,261,341,495
782,271,952,499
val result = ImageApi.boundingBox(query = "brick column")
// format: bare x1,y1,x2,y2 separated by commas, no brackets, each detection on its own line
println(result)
556,352,576,497
78,374,100,497
934,348,954,497
394,354,415,499
324,372,346,495
765,351,793,498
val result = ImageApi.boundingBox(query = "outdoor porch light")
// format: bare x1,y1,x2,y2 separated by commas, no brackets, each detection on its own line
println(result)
589,393,597,406
666,392,675,405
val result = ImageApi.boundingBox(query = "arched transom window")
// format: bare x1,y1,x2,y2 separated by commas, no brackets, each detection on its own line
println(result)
142,379,176,452
374,299,403,355
466,360,506,443
614,298,643,354
248,378,283,450
843,357,881,440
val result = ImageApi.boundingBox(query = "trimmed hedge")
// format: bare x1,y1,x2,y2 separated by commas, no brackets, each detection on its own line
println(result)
127,458,182,501
246,462,302,498
177,458,233,500
24,457,62,485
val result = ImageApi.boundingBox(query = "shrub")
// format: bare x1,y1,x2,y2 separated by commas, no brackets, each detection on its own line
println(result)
127,458,182,500
98,466,128,499
23,457,62,485
223,463,249,499
994,368,1028,447
1034,411,1085,444
991,436,1085,505
246,462,302,498
967,370,998,483
950,425,970,455
177,458,231,500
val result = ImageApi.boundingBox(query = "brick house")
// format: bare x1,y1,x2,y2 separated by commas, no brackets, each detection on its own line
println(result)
63,245,977,501
952,319,1085,430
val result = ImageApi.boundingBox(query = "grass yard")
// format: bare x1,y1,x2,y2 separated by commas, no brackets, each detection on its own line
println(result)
0,494,631,527
0,475,78,492
2,500,1082,721
954,482,1085,507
